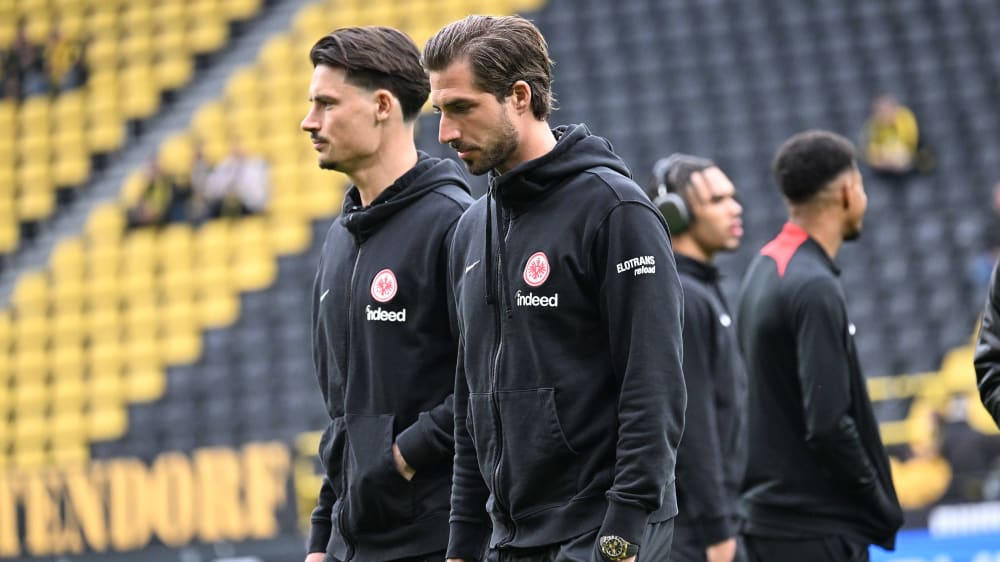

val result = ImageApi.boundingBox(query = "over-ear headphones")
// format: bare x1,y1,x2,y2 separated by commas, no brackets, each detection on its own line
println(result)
652,154,693,235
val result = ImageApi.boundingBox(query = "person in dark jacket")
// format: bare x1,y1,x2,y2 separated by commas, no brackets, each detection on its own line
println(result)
424,15,686,562
647,155,747,562
299,27,473,562
736,130,903,562
975,259,1000,426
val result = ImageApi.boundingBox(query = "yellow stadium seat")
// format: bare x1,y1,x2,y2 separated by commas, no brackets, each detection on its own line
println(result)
13,443,46,470
153,0,186,32
84,203,126,245
51,344,86,381
0,216,18,253
13,379,48,414
88,121,127,154
124,332,159,365
54,149,92,188
11,271,48,311
0,18,14,47
85,241,121,278
124,301,158,337
16,186,55,221
197,290,239,329
121,3,154,33
53,90,86,128
161,330,203,364
122,66,160,119
120,168,149,206
51,237,85,281
13,315,48,351
271,204,305,250
189,19,228,54
0,310,10,350
52,375,85,410
122,32,154,65
51,442,89,466
86,404,128,441
51,309,85,346
86,5,119,39
86,306,121,342
156,54,194,91
85,35,119,71
13,339,47,375
126,365,166,402
224,0,261,20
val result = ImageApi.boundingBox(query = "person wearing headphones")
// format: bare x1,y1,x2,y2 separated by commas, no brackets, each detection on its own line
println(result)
649,155,747,562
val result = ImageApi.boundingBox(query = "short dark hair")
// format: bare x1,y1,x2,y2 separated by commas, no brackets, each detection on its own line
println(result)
772,130,857,204
648,153,716,200
309,26,429,121
423,15,556,120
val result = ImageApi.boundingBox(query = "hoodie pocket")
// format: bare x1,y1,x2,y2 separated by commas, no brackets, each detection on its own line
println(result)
342,414,414,533
471,388,580,518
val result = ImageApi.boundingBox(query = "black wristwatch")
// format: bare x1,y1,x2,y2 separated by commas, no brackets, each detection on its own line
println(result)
599,535,639,561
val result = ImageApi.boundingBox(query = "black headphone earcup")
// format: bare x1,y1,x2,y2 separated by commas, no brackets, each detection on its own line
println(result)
655,192,691,235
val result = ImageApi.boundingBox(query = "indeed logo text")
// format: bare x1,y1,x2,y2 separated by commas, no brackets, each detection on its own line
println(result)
366,305,407,322
515,290,559,308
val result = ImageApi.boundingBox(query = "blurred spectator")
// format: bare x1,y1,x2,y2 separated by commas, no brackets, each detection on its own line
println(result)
860,93,933,179
127,158,196,228
43,24,87,94
969,182,1000,292
1,19,48,99
201,144,269,218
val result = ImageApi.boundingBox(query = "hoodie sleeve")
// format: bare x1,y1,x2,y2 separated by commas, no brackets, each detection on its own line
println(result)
593,201,687,546
675,287,735,546
975,259,1000,427
446,333,492,560
307,476,335,553
395,219,463,471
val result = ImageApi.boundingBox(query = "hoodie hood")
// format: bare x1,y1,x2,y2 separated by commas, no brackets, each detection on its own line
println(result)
491,124,632,208
341,152,470,242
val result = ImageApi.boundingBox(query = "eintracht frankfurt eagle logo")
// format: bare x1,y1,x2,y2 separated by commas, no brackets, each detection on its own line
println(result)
371,269,397,302
523,252,550,287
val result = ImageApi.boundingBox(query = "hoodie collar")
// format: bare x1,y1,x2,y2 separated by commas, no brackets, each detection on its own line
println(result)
675,253,721,283
340,152,468,242
489,124,632,209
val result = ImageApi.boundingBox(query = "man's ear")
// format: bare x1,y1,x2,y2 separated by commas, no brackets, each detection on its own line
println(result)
509,80,532,115
373,89,394,122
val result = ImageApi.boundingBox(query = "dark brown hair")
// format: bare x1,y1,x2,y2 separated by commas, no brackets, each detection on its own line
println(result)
423,15,556,120
309,26,429,121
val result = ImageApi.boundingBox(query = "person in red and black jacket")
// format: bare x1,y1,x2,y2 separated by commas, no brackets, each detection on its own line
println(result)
735,130,902,562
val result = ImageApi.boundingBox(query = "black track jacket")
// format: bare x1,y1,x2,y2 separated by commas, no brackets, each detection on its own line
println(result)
309,154,473,561
446,125,686,559
674,254,747,548
975,258,1000,426
736,222,902,550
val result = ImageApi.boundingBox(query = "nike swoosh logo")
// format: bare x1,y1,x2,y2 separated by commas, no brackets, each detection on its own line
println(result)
320,289,330,302
465,260,481,273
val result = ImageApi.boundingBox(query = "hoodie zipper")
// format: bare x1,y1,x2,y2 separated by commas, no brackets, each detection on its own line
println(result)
338,238,362,560
491,202,516,545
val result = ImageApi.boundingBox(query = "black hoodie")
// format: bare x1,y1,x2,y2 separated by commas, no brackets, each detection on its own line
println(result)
446,125,686,559
309,153,473,562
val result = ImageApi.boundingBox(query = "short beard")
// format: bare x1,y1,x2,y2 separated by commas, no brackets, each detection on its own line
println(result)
467,108,519,176
319,159,342,172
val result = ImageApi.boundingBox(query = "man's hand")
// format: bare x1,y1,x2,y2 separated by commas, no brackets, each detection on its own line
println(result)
392,442,416,481
446,559,469,562
304,553,325,562
621,557,636,562
706,537,737,562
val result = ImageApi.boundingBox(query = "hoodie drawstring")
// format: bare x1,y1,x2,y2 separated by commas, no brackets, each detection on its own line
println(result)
485,179,496,305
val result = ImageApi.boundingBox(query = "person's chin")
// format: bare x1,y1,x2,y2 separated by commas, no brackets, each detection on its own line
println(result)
318,159,340,171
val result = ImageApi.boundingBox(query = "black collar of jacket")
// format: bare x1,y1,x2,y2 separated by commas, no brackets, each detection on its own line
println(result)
340,152,448,242
802,236,842,276
675,253,721,283
489,123,629,211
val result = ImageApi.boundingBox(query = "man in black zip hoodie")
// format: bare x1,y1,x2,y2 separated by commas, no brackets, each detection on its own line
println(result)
424,16,686,562
646,155,747,562
975,258,1000,427
736,131,902,562
300,27,473,562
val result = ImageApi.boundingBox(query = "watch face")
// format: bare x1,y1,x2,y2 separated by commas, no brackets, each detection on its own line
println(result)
600,536,628,559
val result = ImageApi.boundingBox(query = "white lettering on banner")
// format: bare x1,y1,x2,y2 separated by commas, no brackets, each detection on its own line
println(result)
515,290,559,308
616,256,656,275
365,305,407,322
